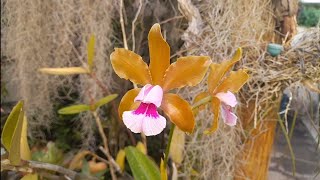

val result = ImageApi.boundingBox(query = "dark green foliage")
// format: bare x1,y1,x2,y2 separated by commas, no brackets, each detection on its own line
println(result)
298,4,320,27
51,115,83,151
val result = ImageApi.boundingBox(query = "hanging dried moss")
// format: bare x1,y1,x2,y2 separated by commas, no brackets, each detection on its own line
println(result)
1,0,117,148
176,0,276,178
176,0,319,179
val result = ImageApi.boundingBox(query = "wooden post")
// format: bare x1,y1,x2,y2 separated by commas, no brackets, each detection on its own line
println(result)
235,101,279,180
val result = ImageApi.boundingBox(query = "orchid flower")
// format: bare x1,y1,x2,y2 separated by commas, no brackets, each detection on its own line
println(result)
110,24,211,136
194,48,249,134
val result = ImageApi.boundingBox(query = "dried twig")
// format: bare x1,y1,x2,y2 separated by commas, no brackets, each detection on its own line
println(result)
98,146,121,173
119,0,128,50
159,15,184,25
1,159,98,180
92,111,119,180
131,0,143,52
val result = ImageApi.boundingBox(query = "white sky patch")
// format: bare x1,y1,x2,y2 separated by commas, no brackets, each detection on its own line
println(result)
301,0,320,3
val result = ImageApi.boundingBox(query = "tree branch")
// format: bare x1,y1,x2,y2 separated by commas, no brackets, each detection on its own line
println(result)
1,159,98,180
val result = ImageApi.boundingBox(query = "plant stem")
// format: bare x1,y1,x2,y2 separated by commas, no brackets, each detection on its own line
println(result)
289,111,298,139
88,72,136,145
192,96,212,109
89,72,110,95
141,133,147,153
92,111,118,180
88,72,119,122
278,114,296,176
163,124,175,166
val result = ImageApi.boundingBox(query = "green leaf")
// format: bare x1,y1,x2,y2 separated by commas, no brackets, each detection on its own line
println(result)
21,116,31,160
46,142,64,164
94,94,118,110
160,159,167,180
21,173,38,180
169,127,185,164
32,151,46,161
125,146,160,180
93,169,107,179
9,111,24,165
81,159,91,175
116,149,126,172
87,35,95,72
1,101,23,150
58,104,90,114
1,101,24,165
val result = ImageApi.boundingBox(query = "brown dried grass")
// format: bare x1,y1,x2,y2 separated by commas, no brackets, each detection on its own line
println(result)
242,28,320,124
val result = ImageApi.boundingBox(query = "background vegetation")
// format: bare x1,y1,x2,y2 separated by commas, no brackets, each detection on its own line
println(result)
298,3,320,27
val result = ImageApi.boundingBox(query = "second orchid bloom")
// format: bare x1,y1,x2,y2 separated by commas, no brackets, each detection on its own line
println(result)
194,48,249,134
110,24,211,136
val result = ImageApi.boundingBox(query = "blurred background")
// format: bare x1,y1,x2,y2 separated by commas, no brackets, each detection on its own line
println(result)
1,0,319,179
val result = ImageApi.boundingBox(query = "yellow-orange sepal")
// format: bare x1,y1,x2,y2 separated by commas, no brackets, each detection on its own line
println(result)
215,70,249,93
161,93,195,133
208,48,242,93
162,56,211,92
204,97,221,134
118,88,141,119
148,23,170,85
110,48,152,86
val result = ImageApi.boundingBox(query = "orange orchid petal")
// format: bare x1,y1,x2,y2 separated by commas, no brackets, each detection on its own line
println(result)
110,48,152,85
148,23,170,85
118,88,141,119
204,97,220,134
208,48,242,93
162,56,211,92
215,70,249,93
161,93,195,133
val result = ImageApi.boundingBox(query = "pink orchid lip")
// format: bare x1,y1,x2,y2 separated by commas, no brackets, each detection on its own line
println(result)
123,84,166,136
123,102,166,136
215,91,238,126
215,91,237,107
134,84,164,107
134,84,153,101
221,104,237,126
133,103,158,117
